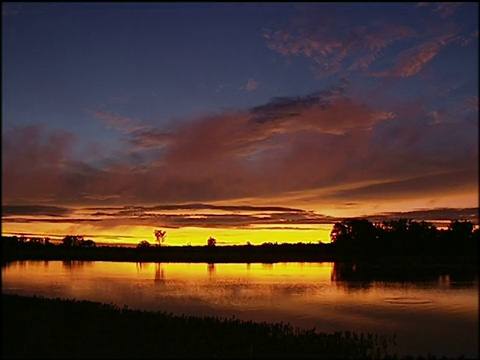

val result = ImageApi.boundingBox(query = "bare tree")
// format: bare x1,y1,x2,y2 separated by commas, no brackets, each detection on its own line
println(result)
154,229,167,246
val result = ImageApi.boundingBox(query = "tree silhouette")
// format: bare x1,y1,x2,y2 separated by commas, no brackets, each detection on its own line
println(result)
207,237,217,247
154,230,167,246
80,239,96,248
137,240,151,248
330,219,377,247
62,235,84,247
44,237,53,247
448,220,474,239
328,217,479,257
330,222,349,243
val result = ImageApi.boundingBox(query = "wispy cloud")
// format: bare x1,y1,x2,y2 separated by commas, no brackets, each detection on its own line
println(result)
126,128,171,150
242,78,260,92
263,17,417,78
91,109,170,150
368,207,479,223
3,203,477,229
83,203,305,214
2,205,72,217
91,110,142,133
1,203,329,229
263,3,473,79
369,31,462,78
373,41,442,78
322,170,478,202
432,2,463,19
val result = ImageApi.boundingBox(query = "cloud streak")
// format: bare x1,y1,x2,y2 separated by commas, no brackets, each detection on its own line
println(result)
263,17,417,78
2,205,72,217
263,3,474,79
3,203,477,230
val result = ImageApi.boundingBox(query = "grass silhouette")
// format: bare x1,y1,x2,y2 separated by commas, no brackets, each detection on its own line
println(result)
2,293,400,359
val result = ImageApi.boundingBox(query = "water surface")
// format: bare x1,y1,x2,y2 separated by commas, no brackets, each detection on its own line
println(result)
2,261,478,358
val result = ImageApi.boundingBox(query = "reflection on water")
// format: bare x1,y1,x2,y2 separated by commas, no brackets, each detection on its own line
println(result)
2,261,478,359
207,263,215,276
154,263,165,285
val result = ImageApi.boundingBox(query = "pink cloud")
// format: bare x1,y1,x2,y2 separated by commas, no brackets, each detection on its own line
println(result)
264,18,417,78
2,125,77,204
91,109,170,150
2,87,477,214
432,2,462,18
127,128,171,150
263,5,473,79
414,3,430,8
368,30,460,78
91,110,141,132
388,41,441,77
245,78,260,92
95,94,449,206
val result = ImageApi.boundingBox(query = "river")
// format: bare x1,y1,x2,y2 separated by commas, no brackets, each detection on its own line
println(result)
2,260,478,358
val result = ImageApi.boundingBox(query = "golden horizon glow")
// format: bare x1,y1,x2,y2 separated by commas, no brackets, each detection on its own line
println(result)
1,223,334,246
3,198,478,246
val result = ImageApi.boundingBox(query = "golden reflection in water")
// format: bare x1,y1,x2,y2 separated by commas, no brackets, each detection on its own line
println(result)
2,261,331,287
90,261,334,282
207,263,215,276
150,262,335,283
2,261,477,312
2,260,478,358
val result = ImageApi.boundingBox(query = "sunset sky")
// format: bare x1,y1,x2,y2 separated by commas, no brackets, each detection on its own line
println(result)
2,2,478,246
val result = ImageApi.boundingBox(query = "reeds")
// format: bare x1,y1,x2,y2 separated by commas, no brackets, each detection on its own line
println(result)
3,293,400,359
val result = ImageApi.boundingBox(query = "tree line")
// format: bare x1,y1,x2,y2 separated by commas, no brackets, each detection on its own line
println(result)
2,235,96,249
329,218,478,256
2,218,478,258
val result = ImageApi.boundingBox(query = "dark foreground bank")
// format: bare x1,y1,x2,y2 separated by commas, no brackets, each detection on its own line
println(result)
2,294,470,359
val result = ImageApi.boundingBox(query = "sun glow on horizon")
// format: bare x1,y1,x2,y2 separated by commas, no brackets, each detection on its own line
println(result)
2,201,478,246
1,223,334,246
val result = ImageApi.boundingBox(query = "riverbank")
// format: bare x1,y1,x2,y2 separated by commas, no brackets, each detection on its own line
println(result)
2,242,478,265
2,293,442,359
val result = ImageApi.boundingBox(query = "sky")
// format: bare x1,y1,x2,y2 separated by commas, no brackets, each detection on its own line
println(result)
2,2,479,246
